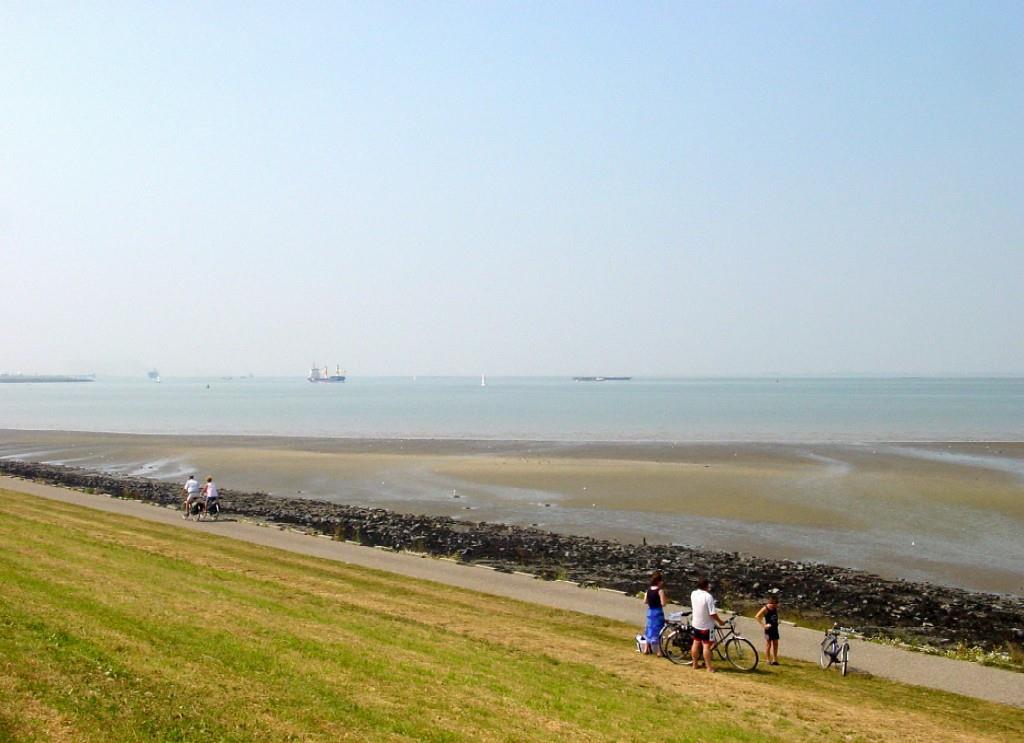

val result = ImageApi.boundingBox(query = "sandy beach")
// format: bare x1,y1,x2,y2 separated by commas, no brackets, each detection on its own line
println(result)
2,429,1022,594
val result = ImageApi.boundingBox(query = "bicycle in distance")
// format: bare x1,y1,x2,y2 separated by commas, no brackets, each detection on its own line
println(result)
820,624,853,676
659,612,759,671
192,497,221,522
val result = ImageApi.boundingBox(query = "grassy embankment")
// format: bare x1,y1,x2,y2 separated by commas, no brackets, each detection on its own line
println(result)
0,489,1022,742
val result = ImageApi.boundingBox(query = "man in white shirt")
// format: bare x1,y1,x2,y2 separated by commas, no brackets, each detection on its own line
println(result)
182,475,201,519
690,577,726,672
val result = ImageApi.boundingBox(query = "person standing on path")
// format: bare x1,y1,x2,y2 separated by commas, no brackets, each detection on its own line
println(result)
643,571,668,655
755,594,781,665
690,577,725,672
182,475,201,519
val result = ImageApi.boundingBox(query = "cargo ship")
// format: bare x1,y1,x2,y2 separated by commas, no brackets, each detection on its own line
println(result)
572,376,632,382
308,364,346,383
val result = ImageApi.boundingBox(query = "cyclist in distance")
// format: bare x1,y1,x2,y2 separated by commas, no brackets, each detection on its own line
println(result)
201,476,219,519
182,474,201,519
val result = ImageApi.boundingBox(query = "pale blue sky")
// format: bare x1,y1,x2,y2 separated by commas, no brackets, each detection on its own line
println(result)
2,2,1021,376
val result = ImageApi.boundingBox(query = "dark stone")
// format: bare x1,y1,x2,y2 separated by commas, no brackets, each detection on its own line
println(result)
2,458,1021,652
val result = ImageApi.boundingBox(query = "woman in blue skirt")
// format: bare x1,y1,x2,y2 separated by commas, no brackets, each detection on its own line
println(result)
644,571,668,655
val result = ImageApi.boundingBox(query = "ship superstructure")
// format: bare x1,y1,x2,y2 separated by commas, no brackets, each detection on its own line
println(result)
308,364,346,383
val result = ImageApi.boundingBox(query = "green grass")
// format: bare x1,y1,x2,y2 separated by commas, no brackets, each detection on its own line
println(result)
0,489,1022,742
732,602,1024,673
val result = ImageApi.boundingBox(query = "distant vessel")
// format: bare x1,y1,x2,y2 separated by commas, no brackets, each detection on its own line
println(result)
572,376,632,382
147,369,161,383
481,374,487,387
0,373,94,384
308,364,346,383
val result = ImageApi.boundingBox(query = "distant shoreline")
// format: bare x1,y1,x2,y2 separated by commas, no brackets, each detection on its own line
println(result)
0,375,94,383
3,427,1024,451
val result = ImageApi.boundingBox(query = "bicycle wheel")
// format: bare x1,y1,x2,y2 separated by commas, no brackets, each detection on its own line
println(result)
819,640,834,669
659,627,692,665
725,638,759,671
840,642,849,676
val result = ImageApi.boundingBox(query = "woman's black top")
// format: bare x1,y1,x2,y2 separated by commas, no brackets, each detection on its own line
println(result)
645,587,663,609
763,606,778,628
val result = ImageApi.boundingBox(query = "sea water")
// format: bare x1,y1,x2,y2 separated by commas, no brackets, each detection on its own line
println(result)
3,376,1023,592
1,376,1022,442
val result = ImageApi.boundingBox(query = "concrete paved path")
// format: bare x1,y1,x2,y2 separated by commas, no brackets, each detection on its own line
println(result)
3,475,1022,708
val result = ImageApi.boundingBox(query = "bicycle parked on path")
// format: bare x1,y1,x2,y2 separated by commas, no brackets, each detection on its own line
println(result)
660,613,759,671
820,624,852,676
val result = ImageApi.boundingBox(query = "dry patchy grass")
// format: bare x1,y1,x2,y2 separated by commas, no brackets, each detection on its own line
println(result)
0,489,1021,742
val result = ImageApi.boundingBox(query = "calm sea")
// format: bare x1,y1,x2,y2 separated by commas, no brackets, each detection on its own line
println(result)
1,376,1022,441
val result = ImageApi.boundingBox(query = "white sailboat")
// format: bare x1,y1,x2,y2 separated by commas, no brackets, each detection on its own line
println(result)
481,374,486,387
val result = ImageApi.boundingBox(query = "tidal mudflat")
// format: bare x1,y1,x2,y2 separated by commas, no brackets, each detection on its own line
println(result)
2,429,1022,593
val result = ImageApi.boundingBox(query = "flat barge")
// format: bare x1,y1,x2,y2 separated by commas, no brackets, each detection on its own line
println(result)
0,374,95,383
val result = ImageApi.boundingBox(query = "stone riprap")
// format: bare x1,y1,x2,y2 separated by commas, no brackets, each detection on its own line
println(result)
2,459,1021,652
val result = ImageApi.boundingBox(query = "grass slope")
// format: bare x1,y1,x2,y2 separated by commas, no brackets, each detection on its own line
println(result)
0,489,1021,742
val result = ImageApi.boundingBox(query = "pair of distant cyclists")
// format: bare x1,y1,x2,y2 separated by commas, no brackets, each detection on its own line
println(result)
181,475,219,520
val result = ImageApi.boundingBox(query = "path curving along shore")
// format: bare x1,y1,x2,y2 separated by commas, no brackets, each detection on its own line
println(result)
1,458,1022,655
1,474,1022,708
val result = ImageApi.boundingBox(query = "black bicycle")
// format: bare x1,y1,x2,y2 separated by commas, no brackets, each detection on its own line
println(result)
712,617,759,671
659,611,693,664
820,624,852,676
198,498,221,521
660,614,758,671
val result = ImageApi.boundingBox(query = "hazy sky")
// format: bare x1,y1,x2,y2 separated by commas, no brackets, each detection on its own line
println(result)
2,2,1021,377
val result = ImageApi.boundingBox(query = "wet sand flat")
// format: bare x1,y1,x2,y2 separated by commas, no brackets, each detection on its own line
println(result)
2,429,1023,592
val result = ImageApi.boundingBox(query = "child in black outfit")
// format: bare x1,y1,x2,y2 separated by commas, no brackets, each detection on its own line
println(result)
755,594,781,665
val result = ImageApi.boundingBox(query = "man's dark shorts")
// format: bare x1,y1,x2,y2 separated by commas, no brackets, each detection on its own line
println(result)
765,626,780,641
692,628,714,644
